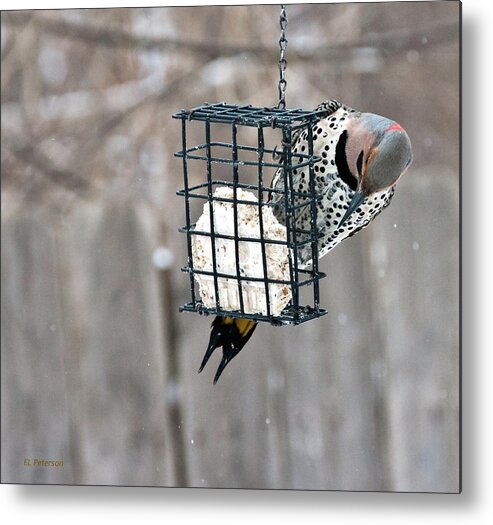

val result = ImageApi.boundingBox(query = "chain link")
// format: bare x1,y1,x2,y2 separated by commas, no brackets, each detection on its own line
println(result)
277,4,288,109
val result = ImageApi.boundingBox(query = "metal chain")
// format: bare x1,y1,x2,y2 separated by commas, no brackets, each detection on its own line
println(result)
277,4,288,109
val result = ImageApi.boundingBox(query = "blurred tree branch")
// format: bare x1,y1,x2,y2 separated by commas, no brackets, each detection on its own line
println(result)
1,5,459,210
3,11,458,63
2,53,217,201
3,128,92,197
66,55,220,173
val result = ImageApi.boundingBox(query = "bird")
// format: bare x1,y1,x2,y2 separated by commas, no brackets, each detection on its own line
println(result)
199,99,413,384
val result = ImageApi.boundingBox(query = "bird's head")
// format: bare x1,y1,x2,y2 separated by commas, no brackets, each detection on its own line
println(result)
337,112,413,227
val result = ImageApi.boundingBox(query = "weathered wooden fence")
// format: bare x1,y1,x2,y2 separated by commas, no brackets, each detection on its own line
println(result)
1,168,459,491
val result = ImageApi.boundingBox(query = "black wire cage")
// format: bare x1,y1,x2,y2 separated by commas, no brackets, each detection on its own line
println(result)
174,102,330,325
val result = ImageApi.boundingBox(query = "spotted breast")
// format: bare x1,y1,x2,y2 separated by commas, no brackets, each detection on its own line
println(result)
270,99,411,267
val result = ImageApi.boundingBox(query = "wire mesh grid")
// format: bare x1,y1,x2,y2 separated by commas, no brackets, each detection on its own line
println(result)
174,102,330,325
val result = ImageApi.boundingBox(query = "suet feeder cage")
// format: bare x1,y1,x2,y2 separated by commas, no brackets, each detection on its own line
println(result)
174,103,330,325
174,5,328,326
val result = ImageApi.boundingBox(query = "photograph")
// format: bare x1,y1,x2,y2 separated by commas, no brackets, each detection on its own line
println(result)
1,1,460,493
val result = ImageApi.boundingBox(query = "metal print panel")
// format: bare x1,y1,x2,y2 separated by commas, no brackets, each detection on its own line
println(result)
1,1,460,492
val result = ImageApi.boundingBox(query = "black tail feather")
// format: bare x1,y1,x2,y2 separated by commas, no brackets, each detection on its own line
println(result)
213,354,231,385
198,332,222,373
199,316,257,384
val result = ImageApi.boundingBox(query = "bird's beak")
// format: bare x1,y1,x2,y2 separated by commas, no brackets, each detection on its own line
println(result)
338,190,366,228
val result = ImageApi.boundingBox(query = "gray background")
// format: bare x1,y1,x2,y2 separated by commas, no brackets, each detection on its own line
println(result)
1,2,460,491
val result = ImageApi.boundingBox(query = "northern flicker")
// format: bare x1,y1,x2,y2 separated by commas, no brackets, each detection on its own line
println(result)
199,100,413,383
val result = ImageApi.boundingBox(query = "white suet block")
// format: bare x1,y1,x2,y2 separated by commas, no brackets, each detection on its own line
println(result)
191,187,292,316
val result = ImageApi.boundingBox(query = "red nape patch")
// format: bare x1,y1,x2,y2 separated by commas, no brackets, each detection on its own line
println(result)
386,122,404,133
